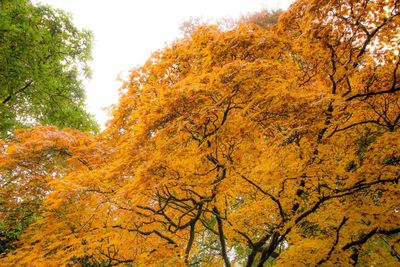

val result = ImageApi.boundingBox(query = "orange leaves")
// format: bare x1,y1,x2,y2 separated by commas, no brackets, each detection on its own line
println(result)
1,1,399,266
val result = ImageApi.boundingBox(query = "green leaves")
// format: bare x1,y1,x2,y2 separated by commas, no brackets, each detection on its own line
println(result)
0,0,99,138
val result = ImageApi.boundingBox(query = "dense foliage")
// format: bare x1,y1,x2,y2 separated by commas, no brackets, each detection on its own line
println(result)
0,0,99,138
1,0,399,266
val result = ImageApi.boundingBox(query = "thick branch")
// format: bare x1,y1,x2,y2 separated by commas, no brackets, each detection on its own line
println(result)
257,232,280,267
342,227,400,251
213,207,231,267
345,87,400,102
185,203,203,265
245,234,271,267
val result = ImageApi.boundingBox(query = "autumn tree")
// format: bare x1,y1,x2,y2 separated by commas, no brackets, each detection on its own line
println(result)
179,8,283,37
240,8,283,29
0,0,98,253
0,0,99,138
0,126,100,255
1,0,399,266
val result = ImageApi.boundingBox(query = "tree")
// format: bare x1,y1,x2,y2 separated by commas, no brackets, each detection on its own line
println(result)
0,0,99,138
0,126,97,254
240,8,283,29
0,0,98,254
179,8,283,37
1,0,399,266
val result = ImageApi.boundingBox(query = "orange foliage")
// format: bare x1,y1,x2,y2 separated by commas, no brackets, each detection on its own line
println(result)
1,0,399,266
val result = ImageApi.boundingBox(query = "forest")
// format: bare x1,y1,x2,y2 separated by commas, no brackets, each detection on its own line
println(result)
1,0,399,266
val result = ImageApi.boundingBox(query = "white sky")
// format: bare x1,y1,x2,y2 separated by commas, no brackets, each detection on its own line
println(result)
34,0,294,128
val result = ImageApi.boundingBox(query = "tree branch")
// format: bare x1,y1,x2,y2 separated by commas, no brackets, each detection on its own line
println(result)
318,216,348,264
213,207,231,267
345,87,400,102
2,80,33,105
233,167,286,223
342,228,400,251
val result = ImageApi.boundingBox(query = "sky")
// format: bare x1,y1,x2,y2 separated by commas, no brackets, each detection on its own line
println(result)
34,0,294,128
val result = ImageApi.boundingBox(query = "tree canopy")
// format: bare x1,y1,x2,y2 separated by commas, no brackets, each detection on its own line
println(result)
0,0,99,138
1,0,399,266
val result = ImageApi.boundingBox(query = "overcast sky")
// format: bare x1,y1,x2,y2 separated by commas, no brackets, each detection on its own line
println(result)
34,0,294,127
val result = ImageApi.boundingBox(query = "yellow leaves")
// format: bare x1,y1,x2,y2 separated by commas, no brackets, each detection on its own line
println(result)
277,239,330,266
1,1,399,266
45,193,66,210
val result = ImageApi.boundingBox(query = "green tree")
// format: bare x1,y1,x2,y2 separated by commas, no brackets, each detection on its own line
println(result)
0,0,99,138
1,1,399,266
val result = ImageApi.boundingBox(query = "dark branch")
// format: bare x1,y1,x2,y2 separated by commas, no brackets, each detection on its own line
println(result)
342,227,400,251
345,87,400,102
2,80,34,105
213,207,231,267
318,217,349,264
233,168,286,223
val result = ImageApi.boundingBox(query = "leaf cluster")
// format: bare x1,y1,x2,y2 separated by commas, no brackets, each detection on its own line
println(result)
0,0,99,138
1,0,400,266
